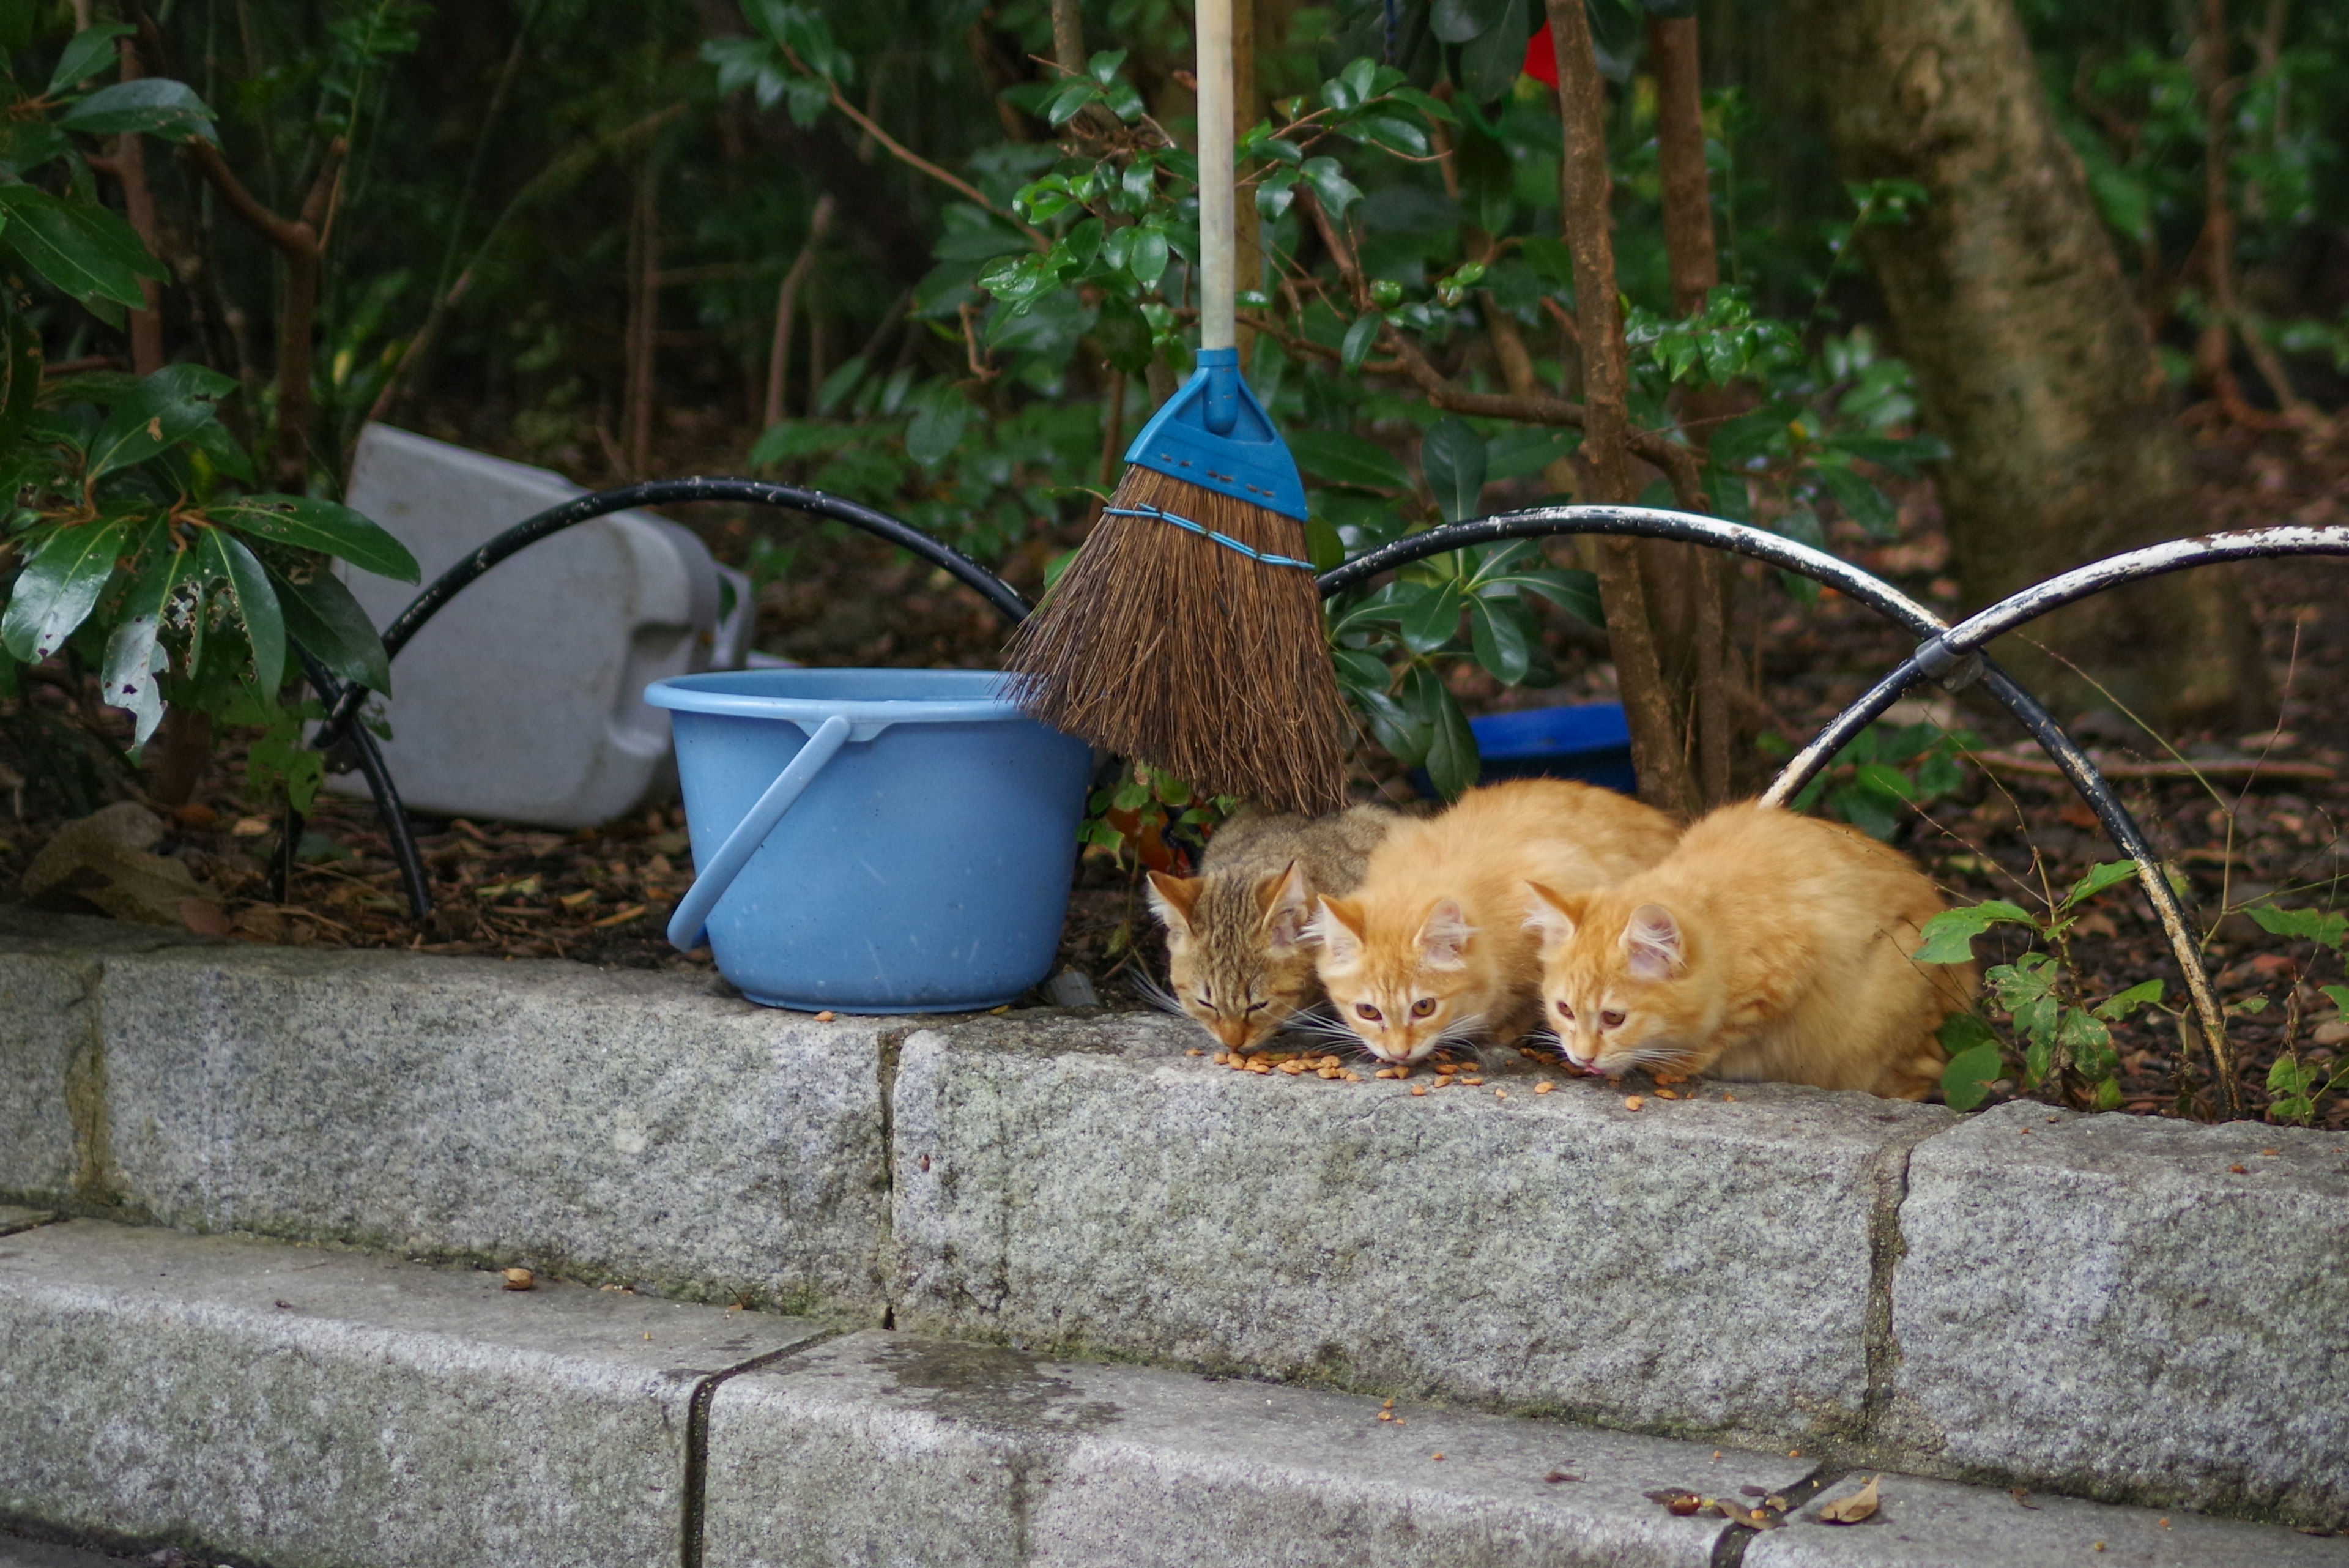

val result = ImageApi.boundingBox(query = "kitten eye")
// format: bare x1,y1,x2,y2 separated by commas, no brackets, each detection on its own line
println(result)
1193,995,1213,1011
1554,1001,1575,1021
1600,1009,1626,1029
1244,1000,1267,1015
1355,1003,1383,1022
1410,998,1436,1018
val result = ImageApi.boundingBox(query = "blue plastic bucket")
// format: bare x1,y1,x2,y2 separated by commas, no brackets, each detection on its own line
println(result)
1411,701,1638,797
645,669,1091,1013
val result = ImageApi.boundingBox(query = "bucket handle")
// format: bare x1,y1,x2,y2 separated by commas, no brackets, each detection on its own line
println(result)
666,713,855,951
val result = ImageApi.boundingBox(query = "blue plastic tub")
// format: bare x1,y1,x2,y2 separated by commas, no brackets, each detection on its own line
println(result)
645,669,1090,1013
1412,701,1638,796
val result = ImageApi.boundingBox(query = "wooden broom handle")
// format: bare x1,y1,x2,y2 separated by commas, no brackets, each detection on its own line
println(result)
1197,0,1236,354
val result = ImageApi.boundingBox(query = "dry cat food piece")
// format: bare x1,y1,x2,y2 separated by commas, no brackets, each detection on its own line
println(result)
502,1267,535,1291
1534,1081,1555,1094
1624,1095,1646,1110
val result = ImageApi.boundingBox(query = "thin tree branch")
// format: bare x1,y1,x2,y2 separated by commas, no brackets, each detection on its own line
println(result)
763,193,836,430
794,54,1045,242
1378,328,1707,510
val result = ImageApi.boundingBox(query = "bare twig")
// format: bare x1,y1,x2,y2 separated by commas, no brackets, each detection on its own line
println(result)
763,193,836,431
1378,329,1708,510
187,135,347,488
792,52,1045,242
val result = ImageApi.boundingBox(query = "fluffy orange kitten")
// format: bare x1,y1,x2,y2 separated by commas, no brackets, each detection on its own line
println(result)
1526,801,1976,1099
1310,779,1679,1063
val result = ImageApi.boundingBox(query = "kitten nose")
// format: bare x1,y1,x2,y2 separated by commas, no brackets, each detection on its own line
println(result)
1217,1021,1249,1048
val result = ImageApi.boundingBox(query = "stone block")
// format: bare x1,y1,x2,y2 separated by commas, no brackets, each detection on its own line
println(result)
891,1014,1954,1444
0,1221,823,1568
1888,1101,2349,1525
703,1330,1816,1568
97,940,896,1312
0,914,187,1209
1746,1470,2349,1567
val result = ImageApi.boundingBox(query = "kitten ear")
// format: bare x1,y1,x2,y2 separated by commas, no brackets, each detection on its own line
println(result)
1308,896,1366,972
1414,898,1475,970
1145,872,1203,940
1257,861,1313,953
1622,903,1685,979
1522,880,1583,959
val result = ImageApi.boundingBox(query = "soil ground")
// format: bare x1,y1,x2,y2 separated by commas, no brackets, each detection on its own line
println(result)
4,413,2343,1127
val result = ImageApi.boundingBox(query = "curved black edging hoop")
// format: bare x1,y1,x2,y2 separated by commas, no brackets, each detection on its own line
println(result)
310,490,2339,1118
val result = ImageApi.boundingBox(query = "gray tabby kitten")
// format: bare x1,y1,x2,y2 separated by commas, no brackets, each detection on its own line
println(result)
1145,802,1401,1052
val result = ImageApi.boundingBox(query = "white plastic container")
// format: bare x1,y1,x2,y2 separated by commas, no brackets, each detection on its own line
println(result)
328,424,753,828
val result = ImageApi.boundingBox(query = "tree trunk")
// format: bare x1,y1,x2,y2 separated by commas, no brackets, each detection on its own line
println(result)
1646,14,1740,806
1790,0,2269,732
1544,0,1698,817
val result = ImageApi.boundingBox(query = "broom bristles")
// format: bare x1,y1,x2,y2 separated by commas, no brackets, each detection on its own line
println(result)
1004,467,1349,816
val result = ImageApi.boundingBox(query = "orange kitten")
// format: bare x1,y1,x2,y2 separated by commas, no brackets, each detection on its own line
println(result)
1310,779,1679,1064
1526,800,1976,1099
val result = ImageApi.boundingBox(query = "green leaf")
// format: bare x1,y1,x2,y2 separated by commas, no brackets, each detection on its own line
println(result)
1457,0,1530,102
0,185,165,310
1430,0,1508,44
1913,900,2036,965
1340,312,1382,374
1288,427,1410,492
2093,978,2164,1021
1940,1024,2005,1112
85,380,223,483
2322,984,2349,1015
0,517,132,661
58,78,218,143
1398,581,1464,653
1814,463,1899,540
1485,424,1577,481
1417,671,1479,800
199,528,285,697
269,563,393,695
1126,228,1169,286
905,382,970,467
814,355,867,415
99,600,165,745
2063,860,2140,910
1850,760,1920,803
2245,903,2349,946
47,23,133,95
1509,565,1605,626
1301,157,1362,220
208,495,421,583
1467,595,1531,684
1420,416,1488,524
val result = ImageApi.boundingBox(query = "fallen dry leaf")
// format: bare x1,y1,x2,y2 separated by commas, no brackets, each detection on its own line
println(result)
21,803,210,926
2011,1488,2039,1510
1820,1476,1880,1525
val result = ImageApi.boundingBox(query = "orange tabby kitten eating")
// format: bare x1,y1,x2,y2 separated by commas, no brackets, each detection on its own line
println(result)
1526,801,1976,1099
1146,802,1401,1051
1311,779,1678,1064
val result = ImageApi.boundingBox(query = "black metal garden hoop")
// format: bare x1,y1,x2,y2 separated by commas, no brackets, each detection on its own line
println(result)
299,485,2348,1118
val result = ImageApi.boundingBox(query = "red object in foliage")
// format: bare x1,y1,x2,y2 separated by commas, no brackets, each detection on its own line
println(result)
1523,20,1557,86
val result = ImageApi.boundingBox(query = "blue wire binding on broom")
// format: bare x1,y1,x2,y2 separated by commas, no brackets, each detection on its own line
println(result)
1104,505,1315,570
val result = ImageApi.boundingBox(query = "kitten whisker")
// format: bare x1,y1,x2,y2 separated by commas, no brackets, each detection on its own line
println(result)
1129,970,1183,1017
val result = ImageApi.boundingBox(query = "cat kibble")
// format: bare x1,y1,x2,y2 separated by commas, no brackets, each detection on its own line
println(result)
1624,1095,1645,1110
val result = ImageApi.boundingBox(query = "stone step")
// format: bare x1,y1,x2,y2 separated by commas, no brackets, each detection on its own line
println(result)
8,913,2349,1529
3,1221,2342,1568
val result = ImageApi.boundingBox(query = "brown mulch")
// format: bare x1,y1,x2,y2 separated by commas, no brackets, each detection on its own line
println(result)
2,414,2345,1124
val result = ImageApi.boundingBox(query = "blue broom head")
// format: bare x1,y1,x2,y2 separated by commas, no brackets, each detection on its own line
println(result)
1121,347,1308,522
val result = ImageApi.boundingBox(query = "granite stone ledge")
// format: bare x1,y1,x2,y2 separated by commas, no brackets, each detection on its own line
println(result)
1747,1470,2349,1568
889,1013,1955,1446
0,1219,826,1568
1887,1100,2349,1526
0,913,190,1209
87,934,899,1313
702,1329,1816,1568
